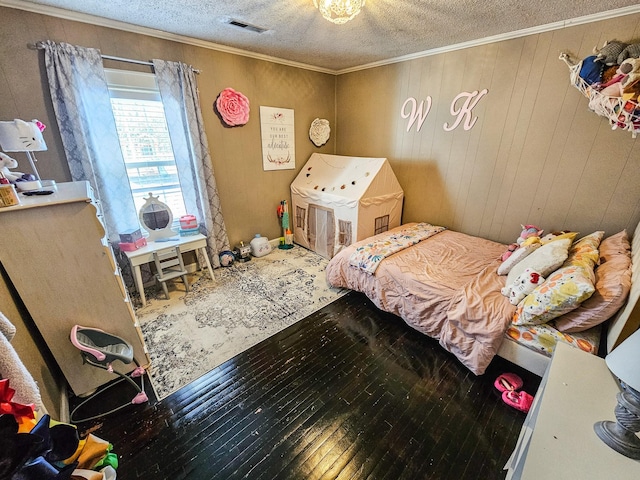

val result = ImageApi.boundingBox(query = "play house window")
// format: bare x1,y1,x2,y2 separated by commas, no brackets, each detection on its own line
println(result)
339,220,352,246
296,206,306,229
374,215,390,235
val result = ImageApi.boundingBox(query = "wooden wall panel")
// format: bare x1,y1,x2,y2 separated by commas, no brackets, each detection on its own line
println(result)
336,13,640,244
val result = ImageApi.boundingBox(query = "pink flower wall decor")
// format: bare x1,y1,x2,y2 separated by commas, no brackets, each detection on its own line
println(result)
214,87,250,127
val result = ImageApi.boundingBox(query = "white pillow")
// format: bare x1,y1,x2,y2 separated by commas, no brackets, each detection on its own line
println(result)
506,238,572,286
497,243,541,275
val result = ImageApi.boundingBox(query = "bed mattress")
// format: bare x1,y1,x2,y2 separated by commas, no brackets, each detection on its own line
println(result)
326,225,515,375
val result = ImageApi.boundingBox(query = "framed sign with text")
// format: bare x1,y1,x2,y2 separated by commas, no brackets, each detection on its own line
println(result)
260,106,295,171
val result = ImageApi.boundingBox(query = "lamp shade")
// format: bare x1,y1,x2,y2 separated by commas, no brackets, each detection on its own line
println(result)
606,327,640,391
0,119,47,152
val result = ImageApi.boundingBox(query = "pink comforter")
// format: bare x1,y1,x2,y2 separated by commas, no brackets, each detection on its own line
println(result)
326,224,516,375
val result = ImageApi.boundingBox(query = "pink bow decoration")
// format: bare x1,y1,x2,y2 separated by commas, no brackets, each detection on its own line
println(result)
31,119,46,132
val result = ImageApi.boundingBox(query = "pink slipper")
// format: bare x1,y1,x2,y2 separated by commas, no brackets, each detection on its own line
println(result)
502,390,534,413
494,373,523,393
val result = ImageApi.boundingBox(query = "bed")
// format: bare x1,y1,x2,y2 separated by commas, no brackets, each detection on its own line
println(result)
326,221,640,377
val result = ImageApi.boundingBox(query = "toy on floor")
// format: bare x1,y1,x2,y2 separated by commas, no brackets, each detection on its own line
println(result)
219,250,235,267
277,200,294,250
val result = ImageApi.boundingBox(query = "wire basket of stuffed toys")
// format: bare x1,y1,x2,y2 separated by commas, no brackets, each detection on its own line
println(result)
560,51,640,138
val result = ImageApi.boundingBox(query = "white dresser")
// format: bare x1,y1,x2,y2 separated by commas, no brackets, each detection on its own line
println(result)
0,182,149,395
505,342,639,479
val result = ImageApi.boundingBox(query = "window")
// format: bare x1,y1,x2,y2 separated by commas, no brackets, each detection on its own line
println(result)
105,69,187,223
296,205,306,229
374,215,390,235
338,220,352,246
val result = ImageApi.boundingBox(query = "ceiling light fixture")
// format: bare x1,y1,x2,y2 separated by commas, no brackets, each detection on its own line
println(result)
313,0,365,24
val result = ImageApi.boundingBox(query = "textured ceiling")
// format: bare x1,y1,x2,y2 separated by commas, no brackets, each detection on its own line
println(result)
6,0,640,72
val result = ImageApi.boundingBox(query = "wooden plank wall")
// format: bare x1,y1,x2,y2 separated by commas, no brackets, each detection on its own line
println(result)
336,13,640,244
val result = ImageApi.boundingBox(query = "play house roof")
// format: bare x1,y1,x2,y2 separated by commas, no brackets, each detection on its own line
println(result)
291,153,403,204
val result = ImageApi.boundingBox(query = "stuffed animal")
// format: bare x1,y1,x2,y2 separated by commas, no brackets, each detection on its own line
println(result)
594,40,628,66
598,58,640,99
578,55,605,85
601,64,620,84
619,57,640,93
501,268,545,306
501,243,519,262
617,43,640,65
516,224,543,246
599,78,624,98
622,82,640,103
0,152,24,183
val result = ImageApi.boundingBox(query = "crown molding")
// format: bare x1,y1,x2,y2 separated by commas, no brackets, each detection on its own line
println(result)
2,1,640,76
0,0,336,75
335,5,640,75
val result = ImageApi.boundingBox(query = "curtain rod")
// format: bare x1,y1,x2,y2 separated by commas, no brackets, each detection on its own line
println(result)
101,54,153,67
102,54,201,73
28,43,200,73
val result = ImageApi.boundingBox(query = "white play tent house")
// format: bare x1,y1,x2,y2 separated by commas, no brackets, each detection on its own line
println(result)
290,153,404,259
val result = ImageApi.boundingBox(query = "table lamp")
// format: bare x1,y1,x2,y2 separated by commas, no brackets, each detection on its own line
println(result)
594,327,640,459
0,119,47,182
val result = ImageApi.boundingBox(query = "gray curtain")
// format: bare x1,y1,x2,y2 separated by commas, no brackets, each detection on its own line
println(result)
39,40,139,241
152,59,230,266
39,41,229,273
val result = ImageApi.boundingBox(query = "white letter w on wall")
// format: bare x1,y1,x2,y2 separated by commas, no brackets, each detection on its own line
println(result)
401,97,432,133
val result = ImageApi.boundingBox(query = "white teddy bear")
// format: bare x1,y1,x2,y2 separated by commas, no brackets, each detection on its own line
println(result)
0,152,25,183
501,268,545,306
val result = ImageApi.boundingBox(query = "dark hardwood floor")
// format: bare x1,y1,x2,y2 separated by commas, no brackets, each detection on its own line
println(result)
72,291,540,480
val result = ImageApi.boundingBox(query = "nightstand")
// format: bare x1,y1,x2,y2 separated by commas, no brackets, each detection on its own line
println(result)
505,342,639,479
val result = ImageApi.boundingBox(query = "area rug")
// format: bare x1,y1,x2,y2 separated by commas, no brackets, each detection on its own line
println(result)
134,245,348,400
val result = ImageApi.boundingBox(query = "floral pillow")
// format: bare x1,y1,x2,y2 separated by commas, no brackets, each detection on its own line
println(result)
554,230,631,333
512,265,595,326
563,231,604,273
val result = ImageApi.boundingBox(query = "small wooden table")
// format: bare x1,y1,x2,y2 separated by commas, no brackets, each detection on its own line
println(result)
124,233,214,307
